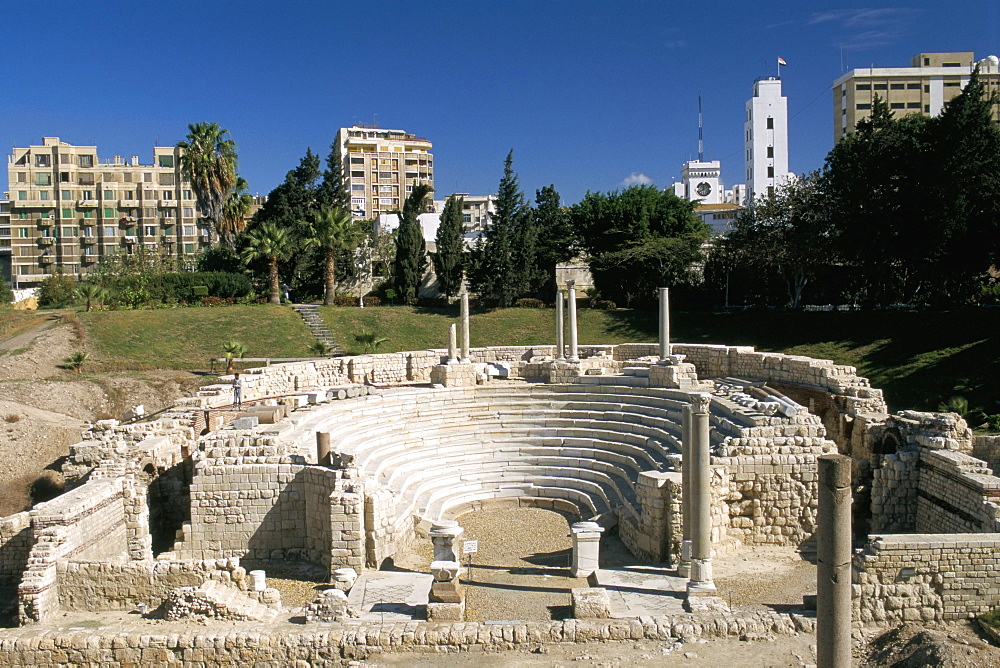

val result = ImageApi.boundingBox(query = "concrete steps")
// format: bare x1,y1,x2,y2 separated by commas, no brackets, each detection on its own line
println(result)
291,304,342,353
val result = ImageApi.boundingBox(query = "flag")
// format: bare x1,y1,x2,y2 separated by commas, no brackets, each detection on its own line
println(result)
778,57,788,66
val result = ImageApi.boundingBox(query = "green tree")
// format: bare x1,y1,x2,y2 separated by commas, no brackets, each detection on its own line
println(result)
222,339,247,374
569,185,709,306
38,272,78,308
469,150,541,306
0,276,13,305
393,184,432,303
241,222,294,304
432,195,466,299
178,123,238,244
534,185,575,294
218,176,254,249
305,208,364,305
316,139,351,214
74,283,107,312
354,329,388,353
719,173,833,309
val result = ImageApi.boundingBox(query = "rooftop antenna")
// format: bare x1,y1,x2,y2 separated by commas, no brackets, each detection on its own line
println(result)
697,94,704,162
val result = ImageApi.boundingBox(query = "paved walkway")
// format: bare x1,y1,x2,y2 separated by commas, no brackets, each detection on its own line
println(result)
593,565,688,617
347,572,433,622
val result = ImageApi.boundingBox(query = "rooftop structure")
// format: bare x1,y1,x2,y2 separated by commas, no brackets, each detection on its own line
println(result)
335,126,433,219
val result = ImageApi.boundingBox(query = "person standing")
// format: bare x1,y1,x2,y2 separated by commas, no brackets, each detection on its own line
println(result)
232,372,243,409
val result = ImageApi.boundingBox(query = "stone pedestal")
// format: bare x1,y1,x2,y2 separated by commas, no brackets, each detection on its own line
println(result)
648,361,712,390
430,362,478,387
429,521,463,562
571,587,611,618
547,360,582,384
570,521,604,578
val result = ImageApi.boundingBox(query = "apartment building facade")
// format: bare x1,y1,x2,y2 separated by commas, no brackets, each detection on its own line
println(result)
0,197,11,283
6,137,207,288
832,52,1000,142
335,126,434,218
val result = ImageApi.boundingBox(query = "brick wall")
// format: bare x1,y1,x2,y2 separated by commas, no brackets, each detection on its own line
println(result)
0,513,31,586
915,449,1000,533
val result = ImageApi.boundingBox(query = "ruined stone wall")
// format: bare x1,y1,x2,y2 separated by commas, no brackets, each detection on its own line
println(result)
972,435,1000,473
0,512,31,586
853,533,1000,624
869,450,920,533
916,449,1000,534
18,476,133,624
56,558,245,612
619,471,680,563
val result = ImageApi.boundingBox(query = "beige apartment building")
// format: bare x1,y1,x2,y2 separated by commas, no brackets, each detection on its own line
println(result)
5,137,206,288
832,52,1000,142
335,126,433,218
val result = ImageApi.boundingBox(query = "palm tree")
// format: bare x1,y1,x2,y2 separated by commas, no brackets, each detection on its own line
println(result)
178,123,238,243
241,222,293,304
305,208,363,306
219,176,254,249
353,329,388,354
223,339,247,374
308,341,332,356
75,283,104,312
63,351,90,374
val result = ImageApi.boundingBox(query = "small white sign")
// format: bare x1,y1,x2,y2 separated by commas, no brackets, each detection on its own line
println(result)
463,540,478,554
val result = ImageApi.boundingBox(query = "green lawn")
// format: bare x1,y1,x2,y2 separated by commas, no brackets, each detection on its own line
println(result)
55,303,1000,415
77,305,317,372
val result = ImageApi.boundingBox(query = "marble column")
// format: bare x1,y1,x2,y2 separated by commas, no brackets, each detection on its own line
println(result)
555,289,566,361
447,323,458,363
316,432,330,466
658,287,670,360
817,454,852,668
460,292,470,362
566,280,579,362
687,392,716,594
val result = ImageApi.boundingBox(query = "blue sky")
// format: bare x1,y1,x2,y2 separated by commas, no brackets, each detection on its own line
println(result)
3,1,998,205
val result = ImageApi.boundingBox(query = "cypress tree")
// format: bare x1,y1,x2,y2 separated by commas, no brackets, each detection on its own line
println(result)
393,184,432,303
433,194,466,299
317,139,351,215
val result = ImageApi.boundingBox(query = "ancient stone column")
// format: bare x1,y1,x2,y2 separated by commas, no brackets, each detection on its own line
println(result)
659,287,670,360
316,431,330,466
817,454,852,668
555,289,566,361
678,404,692,578
570,521,605,577
460,292,471,362
567,280,579,362
429,520,464,562
687,392,716,594
448,323,458,363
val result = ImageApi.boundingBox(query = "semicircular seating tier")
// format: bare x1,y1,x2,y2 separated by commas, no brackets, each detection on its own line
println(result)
282,383,764,532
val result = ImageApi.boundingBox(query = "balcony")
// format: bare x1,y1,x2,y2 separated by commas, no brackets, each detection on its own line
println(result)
119,216,137,225
38,237,54,245
123,235,138,244
119,199,140,207
80,237,95,245
77,199,98,207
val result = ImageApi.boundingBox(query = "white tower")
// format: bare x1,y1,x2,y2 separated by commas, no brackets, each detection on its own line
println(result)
679,160,722,203
744,77,791,203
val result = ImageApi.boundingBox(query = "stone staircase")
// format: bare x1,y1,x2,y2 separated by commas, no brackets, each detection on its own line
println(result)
291,304,342,354
164,579,280,622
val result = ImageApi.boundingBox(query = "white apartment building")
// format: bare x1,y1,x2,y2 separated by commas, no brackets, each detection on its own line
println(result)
744,77,793,202
832,52,1000,142
0,197,11,283
6,137,204,288
335,126,434,218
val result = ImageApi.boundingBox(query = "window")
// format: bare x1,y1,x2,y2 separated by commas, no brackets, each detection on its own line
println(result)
766,117,774,129
78,155,94,167
158,173,175,186
62,227,76,237
143,173,152,183
35,154,51,167
890,83,905,90
856,84,871,91
18,191,27,200
143,208,155,218
104,245,116,254
943,81,961,88
123,191,134,200
873,83,888,90
39,191,49,201
104,190,114,199
183,226,195,236
84,246,95,256
183,190,192,200
925,105,930,112
463,214,471,223
767,166,775,178
103,226,116,236
61,190,72,200
856,103,872,110
161,209,175,218
351,170,364,178
82,227,94,238
379,185,393,192
924,85,930,93
18,228,28,238
351,184,365,191
145,226,156,236
16,172,27,183
378,172,391,179
162,190,174,200
767,146,774,158
60,154,72,165
104,208,115,217
158,155,174,168
183,208,194,217
35,173,51,186
184,244,195,254
59,172,70,183
18,212,27,219
79,173,95,186
62,208,73,218
351,157,364,164
907,83,921,90
890,102,905,109
124,172,133,183
82,190,94,200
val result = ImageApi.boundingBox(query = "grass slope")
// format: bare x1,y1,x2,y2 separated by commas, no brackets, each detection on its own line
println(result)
53,304,1000,415
77,305,317,372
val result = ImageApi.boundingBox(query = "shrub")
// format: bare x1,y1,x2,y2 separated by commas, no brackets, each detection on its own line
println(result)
514,298,546,309
416,297,448,308
29,471,65,505
200,296,224,307
4,414,20,423
594,299,618,310
362,295,381,307
192,285,209,297
981,606,1000,628
0,276,13,305
332,295,358,307
38,272,78,308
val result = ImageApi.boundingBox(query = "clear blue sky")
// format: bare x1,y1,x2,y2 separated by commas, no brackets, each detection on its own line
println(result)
3,1,998,205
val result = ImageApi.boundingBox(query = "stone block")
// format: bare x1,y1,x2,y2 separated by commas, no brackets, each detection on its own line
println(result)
231,416,259,430
571,588,610,619
426,600,464,621
429,581,463,604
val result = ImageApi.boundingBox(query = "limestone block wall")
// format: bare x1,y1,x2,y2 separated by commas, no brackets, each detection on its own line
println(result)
18,476,133,624
972,435,1000,473
0,512,31,586
619,471,680,563
364,486,405,569
853,533,1000,624
56,558,245,612
869,450,920,533
915,449,1000,534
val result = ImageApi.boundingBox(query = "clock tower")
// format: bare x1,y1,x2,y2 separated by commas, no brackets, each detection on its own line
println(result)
680,159,722,204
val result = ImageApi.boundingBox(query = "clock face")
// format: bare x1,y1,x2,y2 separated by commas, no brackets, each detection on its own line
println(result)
696,182,712,197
